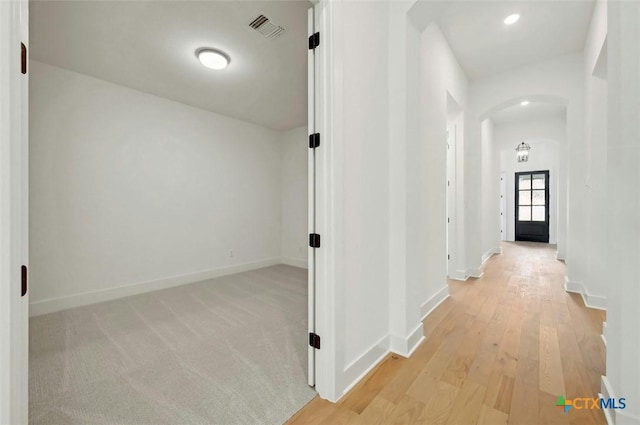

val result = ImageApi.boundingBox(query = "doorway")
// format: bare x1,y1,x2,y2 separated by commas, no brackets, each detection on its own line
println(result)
446,123,455,273
500,172,507,241
515,170,550,243
23,0,322,422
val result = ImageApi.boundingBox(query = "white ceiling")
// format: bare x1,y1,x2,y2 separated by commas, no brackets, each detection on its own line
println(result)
30,1,311,131
437,1,595,80
490,101,566,125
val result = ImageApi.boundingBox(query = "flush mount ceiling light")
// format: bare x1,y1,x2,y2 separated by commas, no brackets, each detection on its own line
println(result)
516,141,531,162
520,100,530,106
504,14,520,25
196,48,230,70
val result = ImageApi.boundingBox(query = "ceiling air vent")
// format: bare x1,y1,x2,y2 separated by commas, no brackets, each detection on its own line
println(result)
249,14,285,39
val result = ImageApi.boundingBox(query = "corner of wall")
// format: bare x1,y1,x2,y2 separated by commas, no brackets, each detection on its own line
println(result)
599,376,640,425
421,286,449,320
468,269,484,279
29,257,283,316
280,257,308,269
600,375,616,425
448,270,469,281
389,323,424,358
340,335,390,399
564,276,607,311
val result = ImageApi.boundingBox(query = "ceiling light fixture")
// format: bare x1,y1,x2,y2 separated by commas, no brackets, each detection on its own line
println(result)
504,14,520,25
516,142,531,162
196,48,230,70
520,100,530,106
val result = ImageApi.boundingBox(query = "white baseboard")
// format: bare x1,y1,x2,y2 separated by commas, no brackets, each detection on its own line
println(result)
280,256,308,269
389,323,425,358
448,270,469,281
481,250,492,265
601,376,615,425
340,286,450,400
421,286,450,320
564,276,584,294
29,257,283,316
556,251,566,261
563,277,607,311
341,335,390,399
468,268,483,279
598,376,639,425
584,292,607,311
481,247,501,265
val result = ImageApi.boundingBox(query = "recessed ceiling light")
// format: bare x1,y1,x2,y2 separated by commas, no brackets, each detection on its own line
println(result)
520,100,530,106
504,14,520,25
196,48,230,70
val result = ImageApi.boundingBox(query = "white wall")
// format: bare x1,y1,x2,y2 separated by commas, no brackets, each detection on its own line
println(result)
582,0,609,310
323,2,466,401
280,126,308,268
392,1,467,371
604,1,640,423
318,0,469,402
495,115,565,245
598,0,640,423
414,21,467,309
29,61,284,314
392,3,468,362
338,0,390,386
480,118,500,261
316,0,393,401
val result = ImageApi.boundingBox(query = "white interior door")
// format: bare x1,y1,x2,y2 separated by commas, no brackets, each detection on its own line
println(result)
307,5,317,388
500,172,507,241
0,0,29,423
446,123,456,275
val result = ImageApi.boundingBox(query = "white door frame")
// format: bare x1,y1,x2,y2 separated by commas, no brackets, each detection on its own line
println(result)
500,172,507,241
446,123,456,275
1,0,339,413
309,0,339,401
307,4,317,388
0,0,29,423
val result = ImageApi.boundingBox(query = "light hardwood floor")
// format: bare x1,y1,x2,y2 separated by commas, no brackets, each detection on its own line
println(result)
287,242,607,425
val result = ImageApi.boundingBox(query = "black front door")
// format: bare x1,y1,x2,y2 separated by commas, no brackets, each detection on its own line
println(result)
515,170,549,243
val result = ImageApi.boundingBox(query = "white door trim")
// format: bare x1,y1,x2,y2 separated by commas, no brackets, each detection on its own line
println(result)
307,4,317,388
0,0,29,423
311,0,340,402
500,172,507,241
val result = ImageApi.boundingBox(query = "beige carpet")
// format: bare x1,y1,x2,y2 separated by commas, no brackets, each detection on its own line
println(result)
29,265,316,425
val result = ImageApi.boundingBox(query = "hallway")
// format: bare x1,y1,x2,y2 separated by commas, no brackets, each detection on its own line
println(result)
288,242,606,425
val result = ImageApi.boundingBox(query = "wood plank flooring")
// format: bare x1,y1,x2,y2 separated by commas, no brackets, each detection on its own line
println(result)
287,242,607,425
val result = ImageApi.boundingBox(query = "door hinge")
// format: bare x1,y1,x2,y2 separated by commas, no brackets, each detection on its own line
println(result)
309,133,320,149
447,254,450,260
447,217,450,223
309,233,321,248
308,32,320,50
21,265,27,296
309,332,321,349
21,43,27,75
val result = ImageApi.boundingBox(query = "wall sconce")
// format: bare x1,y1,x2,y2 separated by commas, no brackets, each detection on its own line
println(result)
516,142,531,162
